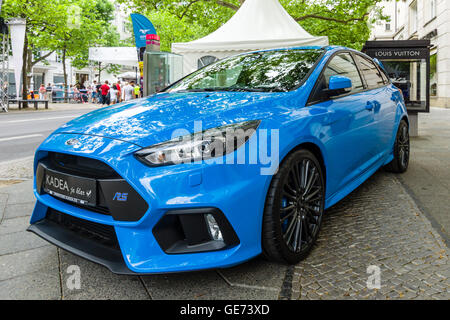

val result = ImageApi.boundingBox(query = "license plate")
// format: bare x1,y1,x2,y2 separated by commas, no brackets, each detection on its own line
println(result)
43,168,97,206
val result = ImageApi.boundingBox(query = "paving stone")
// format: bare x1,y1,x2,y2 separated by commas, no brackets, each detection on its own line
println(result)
0,246,58,281
0,216,30,235
291,172,450,300
1,181,35,205
218,256,287,291
142,270,279,300
0,193,8,222
0,169,448,300
3,202,34,219
0,230,49,255
59,250,150,300
0,269,60,300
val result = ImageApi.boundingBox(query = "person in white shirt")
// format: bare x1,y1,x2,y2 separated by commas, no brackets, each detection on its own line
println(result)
109,84,118,104
122,81,135,101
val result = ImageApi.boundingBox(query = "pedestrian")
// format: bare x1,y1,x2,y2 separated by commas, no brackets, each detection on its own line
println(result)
109,84,118,104
134,83,140,99
72,85,80,103
122,81,134,101
96,81,102,104
91,80,98,103
116,80,122,102
100,80,110,106
39,84,46,100
46,83,53,101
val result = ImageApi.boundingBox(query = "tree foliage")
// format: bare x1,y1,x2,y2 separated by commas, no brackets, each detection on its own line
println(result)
119,0,388,51
1,0,122,99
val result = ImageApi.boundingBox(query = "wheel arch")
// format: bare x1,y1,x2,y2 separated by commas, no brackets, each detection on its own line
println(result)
401,115,409,127
280,142,327,192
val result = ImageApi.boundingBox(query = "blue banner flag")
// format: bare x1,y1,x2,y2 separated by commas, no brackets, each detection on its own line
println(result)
130,13,157,48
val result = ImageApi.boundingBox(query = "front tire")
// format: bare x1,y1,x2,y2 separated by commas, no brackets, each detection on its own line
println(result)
385,120,410,173
262,149,325,264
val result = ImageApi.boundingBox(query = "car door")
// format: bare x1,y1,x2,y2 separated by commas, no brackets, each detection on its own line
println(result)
354,54,397,157
308,52,377,195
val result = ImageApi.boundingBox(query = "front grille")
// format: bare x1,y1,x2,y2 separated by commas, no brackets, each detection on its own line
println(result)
38,152,149,222
46,209,119,249
48,152,121,179
41,152,117,215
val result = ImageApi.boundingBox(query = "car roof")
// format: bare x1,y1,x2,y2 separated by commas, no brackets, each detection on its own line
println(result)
245,45,358,55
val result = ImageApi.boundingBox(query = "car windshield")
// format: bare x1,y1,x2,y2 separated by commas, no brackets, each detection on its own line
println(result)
167,49,324,93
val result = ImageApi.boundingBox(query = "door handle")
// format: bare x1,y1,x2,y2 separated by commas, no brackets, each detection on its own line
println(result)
365,101,374,111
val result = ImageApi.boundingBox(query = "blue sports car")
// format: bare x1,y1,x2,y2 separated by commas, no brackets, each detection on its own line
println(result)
28,46,410,274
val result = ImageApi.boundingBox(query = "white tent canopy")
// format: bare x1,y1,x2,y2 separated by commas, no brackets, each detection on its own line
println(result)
89,47,138,67
172,0,329,75
116,71,139,79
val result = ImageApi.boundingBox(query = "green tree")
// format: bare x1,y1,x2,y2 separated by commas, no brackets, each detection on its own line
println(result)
144,10,209,52
1,0,122,103
120,0,389,51
52,0,120,96
2,0,68,104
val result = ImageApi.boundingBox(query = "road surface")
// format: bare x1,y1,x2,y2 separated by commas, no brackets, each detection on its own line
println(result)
0,109,95,163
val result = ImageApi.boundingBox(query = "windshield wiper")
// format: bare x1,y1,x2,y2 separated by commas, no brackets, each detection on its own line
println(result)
251,87,287,93
174,87,286,93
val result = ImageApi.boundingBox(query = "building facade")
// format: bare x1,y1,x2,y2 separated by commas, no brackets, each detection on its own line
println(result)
370,0,450,108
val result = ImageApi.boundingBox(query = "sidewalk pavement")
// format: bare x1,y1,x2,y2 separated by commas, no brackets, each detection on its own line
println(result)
0,172,448,300
0,108,448,300
398,108,450,244
4,102,99,113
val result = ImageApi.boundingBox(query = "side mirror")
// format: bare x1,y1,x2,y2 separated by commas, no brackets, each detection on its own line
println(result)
328,75,352,93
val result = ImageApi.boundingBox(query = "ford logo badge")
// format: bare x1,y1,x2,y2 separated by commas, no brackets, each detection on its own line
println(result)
65,138,80,146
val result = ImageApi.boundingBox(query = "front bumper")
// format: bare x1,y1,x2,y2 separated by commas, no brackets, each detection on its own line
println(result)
28,212,133,274
28,133,270,274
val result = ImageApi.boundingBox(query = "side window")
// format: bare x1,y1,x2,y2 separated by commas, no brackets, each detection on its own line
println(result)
309,52,364,104
355,55,386,89
379,67,390,85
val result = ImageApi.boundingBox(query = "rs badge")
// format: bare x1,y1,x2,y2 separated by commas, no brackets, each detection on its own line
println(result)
113,192,128,201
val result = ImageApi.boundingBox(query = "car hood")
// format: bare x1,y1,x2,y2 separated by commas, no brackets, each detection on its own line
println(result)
56,91,289,147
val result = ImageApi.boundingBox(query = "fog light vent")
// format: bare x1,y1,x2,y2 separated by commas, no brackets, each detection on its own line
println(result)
206,214,223,241
153,208,240,254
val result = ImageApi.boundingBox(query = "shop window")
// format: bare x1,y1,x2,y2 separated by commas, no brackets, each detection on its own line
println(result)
383,59,427,109
430,54,437,97
425,0,437,23
431,0,436,19
53,75,64,85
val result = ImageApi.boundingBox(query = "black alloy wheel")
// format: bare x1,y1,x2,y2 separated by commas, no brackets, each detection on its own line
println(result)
385,120,410,173
262,149,325,264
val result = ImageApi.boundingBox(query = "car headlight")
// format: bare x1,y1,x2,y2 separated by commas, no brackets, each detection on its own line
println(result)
135,120,261,167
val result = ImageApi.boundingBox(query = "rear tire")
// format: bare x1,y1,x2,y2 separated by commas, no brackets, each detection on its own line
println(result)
262,149,325,264
385,120,410,173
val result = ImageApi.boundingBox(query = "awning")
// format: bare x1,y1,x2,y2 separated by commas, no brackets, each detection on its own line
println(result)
89,47,138,67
